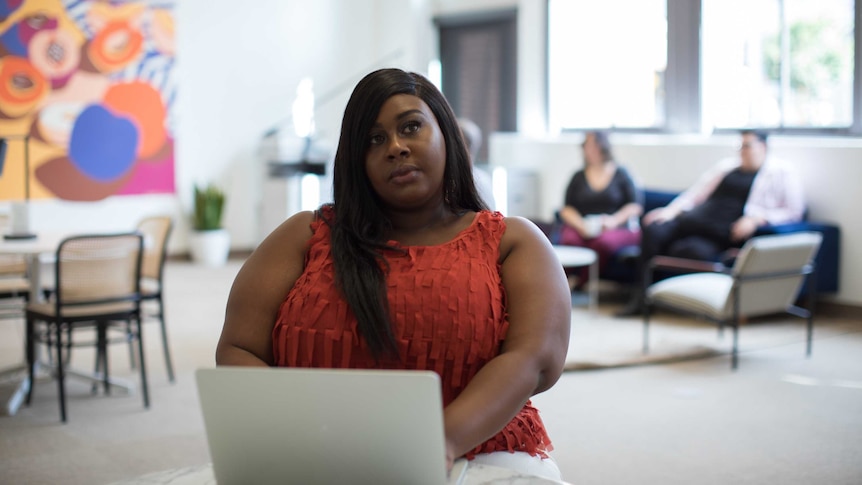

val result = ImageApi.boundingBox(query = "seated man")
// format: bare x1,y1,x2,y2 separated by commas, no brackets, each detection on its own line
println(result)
616,129,806,317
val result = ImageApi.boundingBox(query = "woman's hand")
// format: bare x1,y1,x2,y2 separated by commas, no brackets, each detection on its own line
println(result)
643,206,679,226
730,215,763,242
445,439,457,473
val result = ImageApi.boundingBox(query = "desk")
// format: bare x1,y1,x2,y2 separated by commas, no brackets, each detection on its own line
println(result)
0,232,62,301
107,462,570,485
552,245,598,313
0,233,61,416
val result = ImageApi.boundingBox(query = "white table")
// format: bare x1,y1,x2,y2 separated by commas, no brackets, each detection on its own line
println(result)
552,245,598,313
0,233,62,416
107,462,570,485
0,233,62,301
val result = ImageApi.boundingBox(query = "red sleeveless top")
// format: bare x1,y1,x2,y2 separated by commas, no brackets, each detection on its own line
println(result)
272,207,552,458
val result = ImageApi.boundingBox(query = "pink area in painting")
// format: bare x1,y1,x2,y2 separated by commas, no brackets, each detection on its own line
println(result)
117,138,175,195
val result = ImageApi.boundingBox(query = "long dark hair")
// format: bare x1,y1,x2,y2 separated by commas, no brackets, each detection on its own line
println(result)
328,68,486,360
587,130,614,162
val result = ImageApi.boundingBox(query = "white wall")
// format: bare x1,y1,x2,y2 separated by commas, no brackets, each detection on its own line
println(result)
13,0,861,306
489,132,862,306
19,0,437,254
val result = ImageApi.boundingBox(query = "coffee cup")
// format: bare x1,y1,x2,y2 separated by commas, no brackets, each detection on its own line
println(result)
584,214,603,238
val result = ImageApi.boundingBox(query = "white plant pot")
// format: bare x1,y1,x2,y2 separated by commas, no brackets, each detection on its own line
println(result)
189,228,230,267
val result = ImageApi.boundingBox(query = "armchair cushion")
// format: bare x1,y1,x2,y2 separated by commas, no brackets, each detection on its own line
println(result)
647,273,732,319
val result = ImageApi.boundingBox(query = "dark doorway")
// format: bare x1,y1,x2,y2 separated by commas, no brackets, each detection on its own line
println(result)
437,9,517,164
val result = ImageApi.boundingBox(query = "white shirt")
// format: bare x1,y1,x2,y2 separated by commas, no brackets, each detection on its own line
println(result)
667,155,806,225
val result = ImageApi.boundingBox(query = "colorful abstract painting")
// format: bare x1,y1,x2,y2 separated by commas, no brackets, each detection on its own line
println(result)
0,0,175,201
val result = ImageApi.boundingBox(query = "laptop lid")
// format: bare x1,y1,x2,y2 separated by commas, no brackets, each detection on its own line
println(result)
195,366,459,485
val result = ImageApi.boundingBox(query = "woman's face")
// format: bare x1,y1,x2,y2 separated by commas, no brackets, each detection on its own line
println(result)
365,94,447,210
582,133,602,165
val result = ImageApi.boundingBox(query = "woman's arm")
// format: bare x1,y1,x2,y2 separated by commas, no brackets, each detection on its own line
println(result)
559,205,590,236
560,171,591,236
215,211,315,367
443,216,571,465
607,167,644,229
607,202,643,229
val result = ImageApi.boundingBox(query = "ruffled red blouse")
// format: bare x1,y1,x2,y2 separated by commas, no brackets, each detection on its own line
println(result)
272,207,552,458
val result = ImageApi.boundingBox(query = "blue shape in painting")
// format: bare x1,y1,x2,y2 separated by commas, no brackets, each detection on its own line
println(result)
69,104,139,182
0,25,27,57
0,1,26,55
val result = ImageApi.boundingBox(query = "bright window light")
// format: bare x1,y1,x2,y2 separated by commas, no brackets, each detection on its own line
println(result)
548,0,667,130
300,173,319,211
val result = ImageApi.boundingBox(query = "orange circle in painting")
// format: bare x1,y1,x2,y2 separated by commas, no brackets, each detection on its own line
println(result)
87,21,144,73
104,81,167,159
28,28,81,83
0,56,49,118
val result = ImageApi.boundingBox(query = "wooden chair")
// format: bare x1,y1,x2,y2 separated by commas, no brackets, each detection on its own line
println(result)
25,233,148,422
131,216,175,382
643,232,823,370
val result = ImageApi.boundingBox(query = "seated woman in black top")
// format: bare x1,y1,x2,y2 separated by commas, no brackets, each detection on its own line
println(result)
558,131,643,276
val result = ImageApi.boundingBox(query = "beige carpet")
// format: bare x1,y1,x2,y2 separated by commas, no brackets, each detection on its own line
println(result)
2,260,861,485
564,306,858,371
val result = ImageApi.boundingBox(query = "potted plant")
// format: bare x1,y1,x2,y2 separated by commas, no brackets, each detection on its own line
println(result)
189,184,230,266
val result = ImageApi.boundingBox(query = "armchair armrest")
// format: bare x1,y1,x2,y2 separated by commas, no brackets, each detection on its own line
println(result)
649,255,728,274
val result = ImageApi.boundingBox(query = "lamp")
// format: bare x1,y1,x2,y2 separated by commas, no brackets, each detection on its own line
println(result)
1,134,37,240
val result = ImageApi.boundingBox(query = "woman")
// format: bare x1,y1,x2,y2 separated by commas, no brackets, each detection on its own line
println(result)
559,130,643,276
215,68,571,479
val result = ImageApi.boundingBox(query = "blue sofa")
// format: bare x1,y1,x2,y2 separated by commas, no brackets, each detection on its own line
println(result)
542,189,841,295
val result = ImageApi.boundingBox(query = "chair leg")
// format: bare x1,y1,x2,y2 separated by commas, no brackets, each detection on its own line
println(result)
62,325,73,367
642,304,651,354
127,319,137,370
98,322,111,395
731,324,739,371
157,298,175,383
25,317,36,405
135,315,150,409
55,323,67,423
91,341,101,395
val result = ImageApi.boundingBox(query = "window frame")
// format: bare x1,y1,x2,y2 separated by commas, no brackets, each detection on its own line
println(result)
548,0,862,136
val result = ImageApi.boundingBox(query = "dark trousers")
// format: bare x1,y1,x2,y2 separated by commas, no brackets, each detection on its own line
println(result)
634,213,737,299
641,217,732,263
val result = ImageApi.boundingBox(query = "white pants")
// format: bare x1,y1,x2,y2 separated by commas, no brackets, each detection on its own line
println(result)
470,451,563,481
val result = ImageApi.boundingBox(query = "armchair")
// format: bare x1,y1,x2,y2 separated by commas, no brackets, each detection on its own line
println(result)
643,232,822,370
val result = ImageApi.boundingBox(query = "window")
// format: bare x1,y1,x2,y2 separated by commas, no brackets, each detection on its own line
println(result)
548,0,667,131
547,0,860,134
703,0,854,129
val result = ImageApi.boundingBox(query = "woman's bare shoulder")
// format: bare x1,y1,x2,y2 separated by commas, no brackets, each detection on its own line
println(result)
265,210,316,243
499,215,554,259
249,210,317,264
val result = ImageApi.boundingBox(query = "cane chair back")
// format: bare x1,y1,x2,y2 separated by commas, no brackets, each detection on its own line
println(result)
135,215,175,382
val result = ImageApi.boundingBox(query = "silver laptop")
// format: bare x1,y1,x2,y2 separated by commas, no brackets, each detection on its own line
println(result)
195,366,468,485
